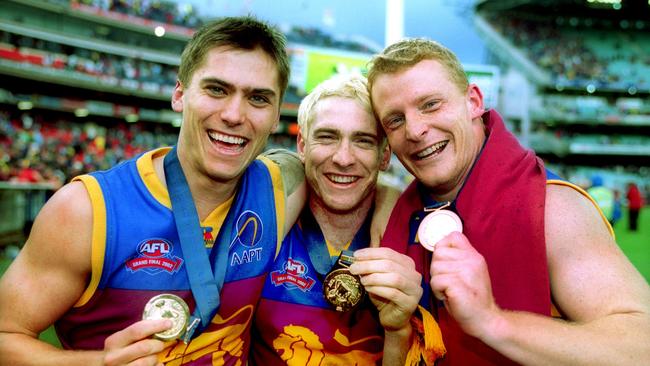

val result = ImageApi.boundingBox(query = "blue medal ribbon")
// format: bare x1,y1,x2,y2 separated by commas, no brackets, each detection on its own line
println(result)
299,207,373,278
163,146,233,343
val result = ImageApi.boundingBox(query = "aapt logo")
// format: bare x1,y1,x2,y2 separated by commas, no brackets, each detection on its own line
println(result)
270,258,315,292
230,210,265,266
125,238,184,275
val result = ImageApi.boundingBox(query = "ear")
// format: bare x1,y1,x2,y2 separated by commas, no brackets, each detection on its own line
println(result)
296,128,306,163
171,80,184,112
379,142,391,171
466,83,485,120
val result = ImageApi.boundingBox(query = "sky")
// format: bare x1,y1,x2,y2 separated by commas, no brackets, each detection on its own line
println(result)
179,0,487,65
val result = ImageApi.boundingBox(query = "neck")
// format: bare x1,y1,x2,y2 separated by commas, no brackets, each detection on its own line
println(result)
154,150,238,220
309,193,374,251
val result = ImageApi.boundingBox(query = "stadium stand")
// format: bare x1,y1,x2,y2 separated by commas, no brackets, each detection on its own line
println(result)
0,0,393,245
6,0,645,245
473,0,649,194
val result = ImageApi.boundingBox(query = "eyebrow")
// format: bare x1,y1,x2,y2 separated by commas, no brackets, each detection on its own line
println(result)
354,131,379,141
415,92,442,106
200,77,277,99
380,92,440,120
312,127,378,140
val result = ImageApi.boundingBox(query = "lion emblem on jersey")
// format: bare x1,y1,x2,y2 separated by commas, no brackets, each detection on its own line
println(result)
273,325,381,365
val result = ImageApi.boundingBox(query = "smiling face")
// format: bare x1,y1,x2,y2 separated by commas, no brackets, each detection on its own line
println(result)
298,96,390,214
370,59,485,200
172,46,281,187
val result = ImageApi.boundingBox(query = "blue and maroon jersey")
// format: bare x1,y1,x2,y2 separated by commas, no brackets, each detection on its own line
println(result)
251,212,383,366
56,147,286,366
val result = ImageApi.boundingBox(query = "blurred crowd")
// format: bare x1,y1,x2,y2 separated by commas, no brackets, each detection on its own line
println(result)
0,110,177,188
0,108,418,190
54,0,376,53
487,15,650,92
0,31,179,89
71,0,203,29
1,1,646,195
0,27,371,101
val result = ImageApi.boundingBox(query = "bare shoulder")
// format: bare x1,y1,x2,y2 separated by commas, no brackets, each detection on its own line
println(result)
544,184,650,321
544,183,612,249
9,180,93,288
262,148,305,196
0,181,93,335
27,181,93,264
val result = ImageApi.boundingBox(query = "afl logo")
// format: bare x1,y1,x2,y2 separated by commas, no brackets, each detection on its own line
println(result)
139,239,171,257
270,258,315,291
126,238,183,275
232,210,263,248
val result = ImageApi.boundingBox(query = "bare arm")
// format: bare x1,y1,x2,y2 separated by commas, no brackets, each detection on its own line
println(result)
0,182,169,366
431,184,650,366
262,148,306,236
483,184,650,365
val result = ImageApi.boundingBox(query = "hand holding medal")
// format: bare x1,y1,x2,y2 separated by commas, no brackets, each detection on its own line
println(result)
323,250,366,312
142,294,191,341
417,202,463,251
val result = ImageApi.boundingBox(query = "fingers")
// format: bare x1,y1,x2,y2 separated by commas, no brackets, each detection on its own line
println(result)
365,285,421,313
352,247,416,269
105,319,172,348
434,231,468,251
359,270,421,294
351,250,422,307
430,273,454,301
103,319,172,366
351,247,421,294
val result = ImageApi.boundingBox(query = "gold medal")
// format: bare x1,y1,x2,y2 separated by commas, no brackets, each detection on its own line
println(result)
142,294,190,341
323,251,365,312
417,204,463,252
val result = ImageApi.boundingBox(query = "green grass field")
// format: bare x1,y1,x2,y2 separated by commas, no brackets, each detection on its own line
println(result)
0,208,648,347
612,208,650,282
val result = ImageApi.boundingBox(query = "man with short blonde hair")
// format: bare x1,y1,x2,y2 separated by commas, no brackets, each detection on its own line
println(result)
369,37,650,366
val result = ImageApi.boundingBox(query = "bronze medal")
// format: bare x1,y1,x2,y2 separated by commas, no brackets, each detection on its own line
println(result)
323,251,365,312
417,208,463,252
142,294,190,341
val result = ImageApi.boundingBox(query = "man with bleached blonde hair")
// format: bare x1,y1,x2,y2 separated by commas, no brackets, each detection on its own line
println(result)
251,73,433,366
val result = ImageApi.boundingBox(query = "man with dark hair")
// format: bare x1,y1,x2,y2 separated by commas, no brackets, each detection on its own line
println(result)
0,16,306,365
368,38,650,365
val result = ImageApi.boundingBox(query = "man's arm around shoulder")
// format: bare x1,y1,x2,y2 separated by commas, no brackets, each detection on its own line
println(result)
262,148,306,237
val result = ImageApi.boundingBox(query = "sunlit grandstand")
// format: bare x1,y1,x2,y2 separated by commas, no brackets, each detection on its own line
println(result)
0,0,395,243
0,0,648,246
473,0,649,192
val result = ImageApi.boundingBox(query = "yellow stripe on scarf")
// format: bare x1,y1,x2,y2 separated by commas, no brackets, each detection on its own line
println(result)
405,305,446,366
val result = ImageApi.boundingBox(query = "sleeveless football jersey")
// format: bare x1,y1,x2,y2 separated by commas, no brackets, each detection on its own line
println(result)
251,209,383,366
55,147,285,366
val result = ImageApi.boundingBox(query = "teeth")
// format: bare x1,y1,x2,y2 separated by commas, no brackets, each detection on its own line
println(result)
208,131,246,145
328,174,357,184
416,141,447,158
